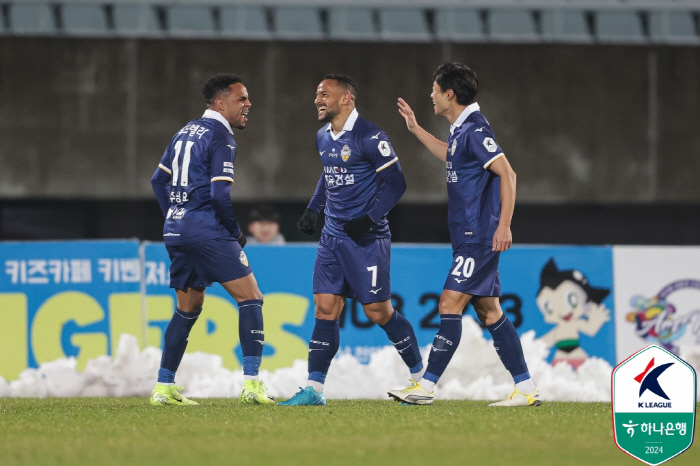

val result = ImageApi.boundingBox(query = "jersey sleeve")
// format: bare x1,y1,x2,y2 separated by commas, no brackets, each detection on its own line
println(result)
157,143,173,176
209,136,236,184
362,131,400,173
466,126,505,170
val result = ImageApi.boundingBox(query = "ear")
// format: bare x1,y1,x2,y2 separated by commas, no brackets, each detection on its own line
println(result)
447,89,456,101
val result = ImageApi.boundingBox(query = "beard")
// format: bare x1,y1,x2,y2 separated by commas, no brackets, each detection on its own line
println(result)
318,105,340,123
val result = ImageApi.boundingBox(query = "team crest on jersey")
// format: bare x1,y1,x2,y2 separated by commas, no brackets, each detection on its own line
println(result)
239,251,249,267
341,145,352,162
450,139,457,156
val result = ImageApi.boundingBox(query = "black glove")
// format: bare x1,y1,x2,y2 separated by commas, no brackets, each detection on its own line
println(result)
343,214,374,243
297,209,318,235
236,230,247,248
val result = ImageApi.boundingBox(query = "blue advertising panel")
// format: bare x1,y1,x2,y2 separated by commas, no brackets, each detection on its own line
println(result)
143,242,615,370
0,241,142,381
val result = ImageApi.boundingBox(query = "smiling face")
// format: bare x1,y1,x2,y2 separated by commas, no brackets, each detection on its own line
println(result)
215,83,251,129
431,81,451,116
537,281,588,325
314,79,350,123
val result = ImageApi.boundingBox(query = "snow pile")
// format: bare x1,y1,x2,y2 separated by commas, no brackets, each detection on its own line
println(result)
0,318,630,401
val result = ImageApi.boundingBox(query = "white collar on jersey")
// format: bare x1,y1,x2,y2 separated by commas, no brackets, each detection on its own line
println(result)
449,102,480,135
201,109,234,135
325,108,359,141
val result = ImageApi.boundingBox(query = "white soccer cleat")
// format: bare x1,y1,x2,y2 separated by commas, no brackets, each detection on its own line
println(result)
489,386,542,407
387,380,434,405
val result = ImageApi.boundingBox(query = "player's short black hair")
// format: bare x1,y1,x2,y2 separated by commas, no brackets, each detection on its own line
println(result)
202,73,243,105
248,205,280,224
433,63,478,106
323,74,358,99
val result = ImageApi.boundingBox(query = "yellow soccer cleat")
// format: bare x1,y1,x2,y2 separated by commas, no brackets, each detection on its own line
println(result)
387,380,434,405
240,380,275,405
150,383,199,406
489,386,542,407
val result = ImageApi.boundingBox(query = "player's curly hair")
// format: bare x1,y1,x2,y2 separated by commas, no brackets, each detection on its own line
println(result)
324,74,358,99
433,63,478,106
202,73,243,105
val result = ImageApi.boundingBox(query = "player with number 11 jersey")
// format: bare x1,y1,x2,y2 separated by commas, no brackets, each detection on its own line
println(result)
149,74,273,407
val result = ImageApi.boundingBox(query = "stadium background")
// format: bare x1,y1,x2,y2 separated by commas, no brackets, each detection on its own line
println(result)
1,0,699,394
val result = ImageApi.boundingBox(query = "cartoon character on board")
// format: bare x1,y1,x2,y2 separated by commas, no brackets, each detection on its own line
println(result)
536,258,611,369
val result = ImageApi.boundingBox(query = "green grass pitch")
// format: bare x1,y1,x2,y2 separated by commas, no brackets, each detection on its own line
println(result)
1,399,697,466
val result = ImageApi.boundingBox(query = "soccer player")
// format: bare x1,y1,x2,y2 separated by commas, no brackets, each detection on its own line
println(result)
388,63,541,406
149,74,274,406
279,74,424,406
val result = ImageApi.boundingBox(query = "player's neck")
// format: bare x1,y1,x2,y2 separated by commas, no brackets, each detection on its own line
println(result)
330,107,354,134
444,105,468,125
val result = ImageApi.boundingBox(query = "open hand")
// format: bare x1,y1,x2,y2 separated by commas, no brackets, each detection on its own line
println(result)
397,98,419,133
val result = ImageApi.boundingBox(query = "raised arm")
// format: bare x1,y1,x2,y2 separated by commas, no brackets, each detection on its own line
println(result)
488,155,516,252
397,98,448,161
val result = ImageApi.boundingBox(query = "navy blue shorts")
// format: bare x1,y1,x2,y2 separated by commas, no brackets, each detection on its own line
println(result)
312,233,392,304
166,237,252,289
442,243,501,298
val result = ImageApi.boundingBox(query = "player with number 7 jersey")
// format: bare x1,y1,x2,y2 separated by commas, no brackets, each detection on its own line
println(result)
149,74,274,406
279,74,425,407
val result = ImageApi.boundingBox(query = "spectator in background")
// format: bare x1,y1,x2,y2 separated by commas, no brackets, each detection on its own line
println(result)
246,205,286,245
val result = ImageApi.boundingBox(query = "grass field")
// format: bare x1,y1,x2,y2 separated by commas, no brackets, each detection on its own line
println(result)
1,399,697,466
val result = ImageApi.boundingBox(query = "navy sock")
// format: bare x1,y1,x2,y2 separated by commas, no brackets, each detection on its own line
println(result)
308,319,340,383
238,299,264,377
380,311,423,373
487,313,530,383
423,314,463,384
158,307,201,383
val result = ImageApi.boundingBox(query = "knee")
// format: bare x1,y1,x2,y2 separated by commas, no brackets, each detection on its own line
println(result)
363,306,392,326
237,289,264,302
314,303,337,319
438,296,460,315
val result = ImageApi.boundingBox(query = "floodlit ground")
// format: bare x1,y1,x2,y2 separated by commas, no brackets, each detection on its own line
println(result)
5,398,698,466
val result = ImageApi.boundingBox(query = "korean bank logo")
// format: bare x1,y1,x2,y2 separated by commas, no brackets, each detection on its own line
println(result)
612,345,696,465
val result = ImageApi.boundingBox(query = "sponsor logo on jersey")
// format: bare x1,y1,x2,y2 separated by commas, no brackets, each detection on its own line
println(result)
329,148,338,158
450,139,457,156
172,208,186,220
370,132,380,140
341,144,352,162
474,127,486,132
223,168,234,174
319,151,326,156
224,162,233,168
483,137,498,153
378,140,392,157
239,251,249,267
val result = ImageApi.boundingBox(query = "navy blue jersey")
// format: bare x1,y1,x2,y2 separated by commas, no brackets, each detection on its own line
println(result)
157,110,237,245
446,103,504,250
315,109,399,239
